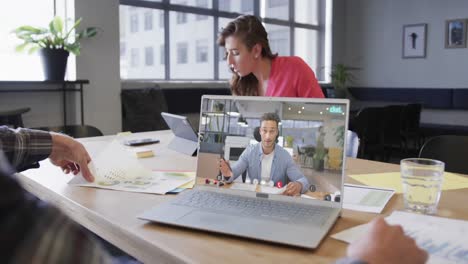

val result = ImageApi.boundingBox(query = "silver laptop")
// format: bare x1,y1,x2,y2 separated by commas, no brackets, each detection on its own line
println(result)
139,95,349,249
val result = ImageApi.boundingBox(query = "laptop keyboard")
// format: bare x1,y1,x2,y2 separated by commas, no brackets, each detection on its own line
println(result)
172,190,332,226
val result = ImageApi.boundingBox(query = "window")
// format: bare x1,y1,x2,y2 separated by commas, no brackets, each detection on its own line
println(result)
241,0,254,13
177,12,187,24
0,1,54,80
130,48,139,67
130,13,138,33
120,42,126,57
160,44,165,65
120,6,165,79
218,0,230,11
144,11,153,30
145,46,154,66
262,0,289,20
196,40,208,63
119,0,331,81
176,42,188,64
265,24,290,55
196,0,208,20
159,12,164,28
268,0,289,8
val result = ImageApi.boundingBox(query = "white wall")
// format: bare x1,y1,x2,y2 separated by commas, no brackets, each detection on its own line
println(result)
337,0,468,88
75,0,121,134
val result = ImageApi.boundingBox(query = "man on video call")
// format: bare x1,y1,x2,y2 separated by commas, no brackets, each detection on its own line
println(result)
219,112,309,196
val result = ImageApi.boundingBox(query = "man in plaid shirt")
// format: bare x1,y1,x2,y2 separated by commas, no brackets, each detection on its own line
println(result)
0,126,116,263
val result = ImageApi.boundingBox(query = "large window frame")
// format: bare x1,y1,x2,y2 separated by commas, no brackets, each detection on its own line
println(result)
120,0,330,81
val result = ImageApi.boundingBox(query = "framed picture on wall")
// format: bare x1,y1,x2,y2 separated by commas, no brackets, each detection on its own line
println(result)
445,19,467,48
402,23,427,58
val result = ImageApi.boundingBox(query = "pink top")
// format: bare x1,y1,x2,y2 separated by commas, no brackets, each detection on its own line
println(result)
266,56,324,98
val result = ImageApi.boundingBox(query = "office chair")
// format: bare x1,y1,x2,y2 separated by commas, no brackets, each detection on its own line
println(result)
418,135,468,174
401,103,423,154
353,107,386,161
121,86,169,132
0,107,31,128
33,125,103,138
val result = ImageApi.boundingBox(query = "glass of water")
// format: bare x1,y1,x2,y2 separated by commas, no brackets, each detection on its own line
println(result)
400,158,445,214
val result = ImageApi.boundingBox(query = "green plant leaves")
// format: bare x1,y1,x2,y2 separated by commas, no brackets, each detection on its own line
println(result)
12,16,97,55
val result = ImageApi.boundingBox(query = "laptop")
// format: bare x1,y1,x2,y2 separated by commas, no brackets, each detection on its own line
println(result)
161,112,198,156
140,96,350,249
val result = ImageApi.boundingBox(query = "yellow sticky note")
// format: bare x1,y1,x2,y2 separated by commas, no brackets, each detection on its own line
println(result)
130,148,154,158
349,172,468,193
117,131,132,137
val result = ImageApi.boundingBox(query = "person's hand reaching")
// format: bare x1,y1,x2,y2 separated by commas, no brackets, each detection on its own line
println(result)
282,182,302,196
48,133,94,182
347,217,428,264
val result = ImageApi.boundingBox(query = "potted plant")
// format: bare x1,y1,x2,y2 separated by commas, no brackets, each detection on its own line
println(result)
312,147,328,171
330,64,360,99
13,16,97,80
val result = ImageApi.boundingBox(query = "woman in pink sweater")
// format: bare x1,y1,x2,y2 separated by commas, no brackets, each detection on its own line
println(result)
218,15,324,98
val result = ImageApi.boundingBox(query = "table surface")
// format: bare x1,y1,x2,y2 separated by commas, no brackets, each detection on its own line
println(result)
17,130,468,264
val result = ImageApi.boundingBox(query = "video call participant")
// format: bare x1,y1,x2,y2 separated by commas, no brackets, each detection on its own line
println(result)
219,113,309,196
218,15,324,98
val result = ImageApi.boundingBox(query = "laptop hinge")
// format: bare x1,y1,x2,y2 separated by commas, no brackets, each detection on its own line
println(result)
256,193,269,199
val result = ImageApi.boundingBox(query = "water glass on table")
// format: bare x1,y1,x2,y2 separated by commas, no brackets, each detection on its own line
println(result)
400,158,445,214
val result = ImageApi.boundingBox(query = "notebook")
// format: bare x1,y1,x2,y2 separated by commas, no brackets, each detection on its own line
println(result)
139,96,350,248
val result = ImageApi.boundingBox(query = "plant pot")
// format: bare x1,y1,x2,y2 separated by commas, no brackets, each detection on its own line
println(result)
40,48,69,81
313,158,324,171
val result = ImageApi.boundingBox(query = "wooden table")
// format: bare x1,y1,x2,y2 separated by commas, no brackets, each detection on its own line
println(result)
17,130,468,264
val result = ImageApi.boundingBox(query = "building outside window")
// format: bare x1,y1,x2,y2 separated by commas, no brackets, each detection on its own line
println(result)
130,48,139,67
145,46,154,66
195,0,208,20
144,11,153,31
176,42,188,64
120,42,126,57
130,13,138,33
218,0,230,11
119,0,331,81
159,12,164,28
268,0,289,8
196,39,208,63
160,44,165,65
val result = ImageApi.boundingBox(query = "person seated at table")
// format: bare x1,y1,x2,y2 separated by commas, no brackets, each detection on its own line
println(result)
219,113,309,196
218,15,324,98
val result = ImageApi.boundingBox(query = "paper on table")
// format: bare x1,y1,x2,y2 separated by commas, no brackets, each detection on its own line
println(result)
349,171,468,193
70,169,194,195
343,184,394,213
69,140,194,194
332,211,468,264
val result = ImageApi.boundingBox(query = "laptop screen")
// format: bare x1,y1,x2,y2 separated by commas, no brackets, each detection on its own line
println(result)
196,96,349,203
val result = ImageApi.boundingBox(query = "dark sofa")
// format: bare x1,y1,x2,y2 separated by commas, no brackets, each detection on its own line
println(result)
121,83,231,132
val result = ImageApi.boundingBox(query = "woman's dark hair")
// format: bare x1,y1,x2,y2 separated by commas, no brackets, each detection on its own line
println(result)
218,15,277,96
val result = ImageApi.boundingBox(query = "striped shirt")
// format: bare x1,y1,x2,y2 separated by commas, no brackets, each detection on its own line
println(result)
0,126,115,263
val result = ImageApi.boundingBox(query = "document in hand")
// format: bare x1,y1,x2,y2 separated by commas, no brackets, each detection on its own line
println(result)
332,211,468,264
68,140,194,194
